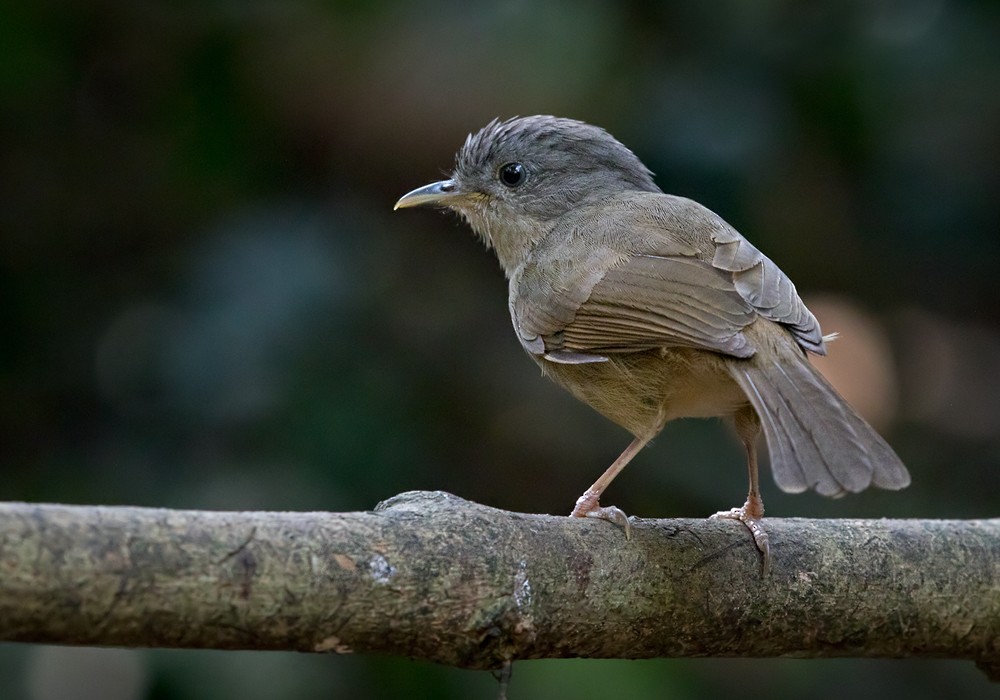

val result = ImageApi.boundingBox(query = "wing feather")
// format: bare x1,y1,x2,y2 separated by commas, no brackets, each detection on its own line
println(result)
510,193,825,361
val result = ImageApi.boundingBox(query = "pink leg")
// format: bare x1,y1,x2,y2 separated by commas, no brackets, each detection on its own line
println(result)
570,435,651,539
711,409,771,574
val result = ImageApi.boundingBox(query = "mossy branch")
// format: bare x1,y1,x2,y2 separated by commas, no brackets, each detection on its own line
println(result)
0,492,997,679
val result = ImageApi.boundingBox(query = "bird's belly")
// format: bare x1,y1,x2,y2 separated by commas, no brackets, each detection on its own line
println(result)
538,347,749,438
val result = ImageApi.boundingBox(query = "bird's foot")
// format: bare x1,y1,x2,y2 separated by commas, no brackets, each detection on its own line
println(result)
710,496,770,575
570,489,632,540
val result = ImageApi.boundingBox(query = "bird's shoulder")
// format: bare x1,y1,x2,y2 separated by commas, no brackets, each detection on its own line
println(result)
514,193,715,297
512,191,826,358
539,192,718,259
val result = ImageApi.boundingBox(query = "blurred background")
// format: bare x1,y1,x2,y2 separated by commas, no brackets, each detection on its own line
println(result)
2,0,999,698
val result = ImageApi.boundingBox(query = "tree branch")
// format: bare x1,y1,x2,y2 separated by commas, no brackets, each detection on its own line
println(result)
0,491,997,679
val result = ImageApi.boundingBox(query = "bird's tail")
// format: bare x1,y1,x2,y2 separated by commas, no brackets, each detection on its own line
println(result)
730,353,910,497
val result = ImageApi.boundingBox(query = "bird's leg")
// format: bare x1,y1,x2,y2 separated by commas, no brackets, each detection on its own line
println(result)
570,435,651,539
711,409,771,574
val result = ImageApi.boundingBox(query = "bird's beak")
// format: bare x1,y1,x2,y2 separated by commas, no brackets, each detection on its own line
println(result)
393,179,462,210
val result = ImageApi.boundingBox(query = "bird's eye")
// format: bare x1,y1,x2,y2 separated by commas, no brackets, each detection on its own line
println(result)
498,162,527,188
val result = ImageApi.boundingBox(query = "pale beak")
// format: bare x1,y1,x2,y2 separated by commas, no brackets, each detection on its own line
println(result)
393,179,462,210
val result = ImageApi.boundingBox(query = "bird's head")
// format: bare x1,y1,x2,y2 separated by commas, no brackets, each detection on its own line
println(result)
395,115,659,273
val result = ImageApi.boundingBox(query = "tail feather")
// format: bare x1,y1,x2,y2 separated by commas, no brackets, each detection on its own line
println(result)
732,354,910,497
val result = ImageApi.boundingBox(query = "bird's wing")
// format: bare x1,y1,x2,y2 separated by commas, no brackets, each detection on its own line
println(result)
708,211,824,353
511,194,824,362
515,252,759,361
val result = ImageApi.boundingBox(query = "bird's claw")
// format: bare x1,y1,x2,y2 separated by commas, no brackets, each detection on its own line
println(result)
584,505,632,540
570,490,632,540
710,502,770,575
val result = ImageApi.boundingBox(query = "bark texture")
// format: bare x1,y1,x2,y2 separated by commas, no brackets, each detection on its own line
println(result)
0,492,997,678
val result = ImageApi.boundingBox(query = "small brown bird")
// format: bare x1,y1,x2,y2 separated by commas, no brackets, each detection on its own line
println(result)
395,115,910,570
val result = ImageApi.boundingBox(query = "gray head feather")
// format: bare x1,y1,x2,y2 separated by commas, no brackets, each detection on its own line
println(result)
455,116,659,205
446,116,661,270
459,116,655,184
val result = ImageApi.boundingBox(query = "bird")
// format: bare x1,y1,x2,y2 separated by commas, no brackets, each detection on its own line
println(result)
394,115,910,572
